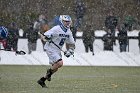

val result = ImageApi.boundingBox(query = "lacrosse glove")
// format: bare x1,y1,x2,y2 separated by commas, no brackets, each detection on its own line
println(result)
64,49,74,58
45,35,52,43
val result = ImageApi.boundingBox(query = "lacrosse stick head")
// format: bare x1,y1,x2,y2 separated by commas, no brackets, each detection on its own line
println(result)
15,50,26,55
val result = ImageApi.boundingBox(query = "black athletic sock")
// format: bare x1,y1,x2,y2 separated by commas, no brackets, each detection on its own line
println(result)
47,68,53,77
40,77,46,81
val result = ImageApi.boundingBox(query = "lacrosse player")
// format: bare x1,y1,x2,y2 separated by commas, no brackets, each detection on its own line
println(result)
37,15,75,88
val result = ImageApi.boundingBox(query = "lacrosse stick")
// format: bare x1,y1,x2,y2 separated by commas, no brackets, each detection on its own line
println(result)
38,31,65,52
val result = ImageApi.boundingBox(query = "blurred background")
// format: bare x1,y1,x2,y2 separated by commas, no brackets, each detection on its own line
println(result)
1,0,140,55
0,0,140,31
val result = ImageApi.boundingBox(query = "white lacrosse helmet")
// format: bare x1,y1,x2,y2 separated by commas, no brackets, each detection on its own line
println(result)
59,15,72,29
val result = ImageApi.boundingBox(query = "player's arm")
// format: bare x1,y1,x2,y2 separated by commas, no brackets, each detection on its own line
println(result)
38,31,47,42
64,31,75,57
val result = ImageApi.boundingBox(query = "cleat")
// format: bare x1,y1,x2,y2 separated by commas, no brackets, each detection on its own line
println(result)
37,79,47,88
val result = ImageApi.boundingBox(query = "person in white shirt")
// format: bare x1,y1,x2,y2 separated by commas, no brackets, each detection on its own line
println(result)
37,15,75,88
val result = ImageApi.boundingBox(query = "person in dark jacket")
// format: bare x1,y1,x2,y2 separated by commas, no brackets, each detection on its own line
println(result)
105,12,118,45
102,30,114,51
33,14,49,51
118,25,128,52
82,24,95,55
6,22,19,51
138,31,140,52
26,23,38,54
73,0,86,41
74,1,86,29
124,15,136,31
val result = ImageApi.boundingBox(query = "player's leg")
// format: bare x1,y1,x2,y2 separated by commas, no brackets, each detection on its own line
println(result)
37,59,63,88
45,59,63,81
37,50,63,88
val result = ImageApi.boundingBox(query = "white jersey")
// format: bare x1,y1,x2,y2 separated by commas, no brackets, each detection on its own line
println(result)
44,25,75,64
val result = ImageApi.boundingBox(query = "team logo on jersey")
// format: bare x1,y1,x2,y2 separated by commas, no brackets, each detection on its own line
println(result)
59,34,69,38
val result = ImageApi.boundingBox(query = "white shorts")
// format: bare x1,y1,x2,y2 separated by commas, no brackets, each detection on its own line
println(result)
46,49,62,65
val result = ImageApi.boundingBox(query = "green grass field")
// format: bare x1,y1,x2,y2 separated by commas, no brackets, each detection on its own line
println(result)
0,65,140,93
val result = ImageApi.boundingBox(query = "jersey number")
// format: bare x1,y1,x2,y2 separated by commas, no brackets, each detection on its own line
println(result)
59,38,66,46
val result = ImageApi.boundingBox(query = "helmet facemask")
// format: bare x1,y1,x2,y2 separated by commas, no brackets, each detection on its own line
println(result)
59,15,72,29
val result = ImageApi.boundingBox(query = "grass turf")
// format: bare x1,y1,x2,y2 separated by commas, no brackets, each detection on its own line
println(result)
0,65,140,93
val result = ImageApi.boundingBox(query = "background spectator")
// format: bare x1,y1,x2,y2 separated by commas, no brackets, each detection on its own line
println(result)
138,31,140,53
102,30,114,51
74,0,86,29
73,0,86,41
0,26,8,49
82,24,95,55
118,24,128,52
105,12,118,45
0,38,7,49
33,14,49,51
26,23,38,54
70,25,77,41
6,22,19,51
124,15,136,31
